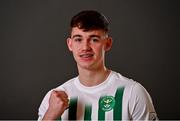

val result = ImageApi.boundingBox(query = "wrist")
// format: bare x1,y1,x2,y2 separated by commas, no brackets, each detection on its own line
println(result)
42,109,62,120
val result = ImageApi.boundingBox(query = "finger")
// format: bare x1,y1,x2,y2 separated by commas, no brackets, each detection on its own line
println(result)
51,90,58,96
61,97,69,103
64,100,69,109
54,90,68,98
60,91,68,98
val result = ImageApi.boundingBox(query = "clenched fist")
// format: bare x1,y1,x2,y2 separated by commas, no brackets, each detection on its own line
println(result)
43,90,69,120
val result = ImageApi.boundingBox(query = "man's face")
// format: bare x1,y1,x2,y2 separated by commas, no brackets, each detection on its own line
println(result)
67,27,112,70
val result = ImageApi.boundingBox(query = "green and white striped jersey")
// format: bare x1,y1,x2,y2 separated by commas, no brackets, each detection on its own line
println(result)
38,71,157,120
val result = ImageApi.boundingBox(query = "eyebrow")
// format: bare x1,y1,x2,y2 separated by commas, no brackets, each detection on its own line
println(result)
89,35,101,38
72,34,101,39
71,35,82,38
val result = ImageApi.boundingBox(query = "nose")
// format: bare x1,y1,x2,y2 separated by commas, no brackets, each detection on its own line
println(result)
82,40,91,51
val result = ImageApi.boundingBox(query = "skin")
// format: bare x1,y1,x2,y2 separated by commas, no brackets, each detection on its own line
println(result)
43,27,112,120
67,27,112,86
42,90,69,120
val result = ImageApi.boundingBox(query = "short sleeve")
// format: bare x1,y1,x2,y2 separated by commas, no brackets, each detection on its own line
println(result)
37,86,66,121
38,90,52,121
129,83,158,120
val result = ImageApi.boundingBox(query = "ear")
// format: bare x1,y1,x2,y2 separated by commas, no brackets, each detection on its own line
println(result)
105,37,113,51
67,37,73,51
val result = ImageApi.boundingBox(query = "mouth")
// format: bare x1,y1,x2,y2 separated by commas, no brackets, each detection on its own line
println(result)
80,53,94,58
79,53,94,60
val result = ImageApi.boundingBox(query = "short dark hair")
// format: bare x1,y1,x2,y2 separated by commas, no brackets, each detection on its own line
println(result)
70,10,109,32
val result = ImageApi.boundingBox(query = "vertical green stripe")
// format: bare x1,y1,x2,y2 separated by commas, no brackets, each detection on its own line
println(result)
68,97,78,120
84,104,92,120
98,96,105,121
113,87,124,120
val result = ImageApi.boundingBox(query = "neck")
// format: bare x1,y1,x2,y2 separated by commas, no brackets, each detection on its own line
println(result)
78,67,111,87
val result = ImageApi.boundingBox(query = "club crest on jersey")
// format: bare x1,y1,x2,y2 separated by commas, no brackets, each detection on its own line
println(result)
100,96,115,112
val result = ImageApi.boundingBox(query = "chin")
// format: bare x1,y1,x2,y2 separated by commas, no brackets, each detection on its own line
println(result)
78,63,95,70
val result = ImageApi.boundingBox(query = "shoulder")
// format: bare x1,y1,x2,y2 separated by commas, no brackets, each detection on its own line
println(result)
108,71,157,120
111,71,153,103
55,77,77,91
42,76,77,102
110,71,137,88
126,79,153,105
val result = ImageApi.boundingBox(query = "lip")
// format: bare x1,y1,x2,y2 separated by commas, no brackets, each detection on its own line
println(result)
79,53,94,61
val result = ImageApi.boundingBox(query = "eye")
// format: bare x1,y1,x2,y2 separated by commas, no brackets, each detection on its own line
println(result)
91,38,100,43
73,38,82,42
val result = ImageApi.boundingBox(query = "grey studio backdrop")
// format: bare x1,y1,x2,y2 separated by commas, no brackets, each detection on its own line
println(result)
0,0,179,120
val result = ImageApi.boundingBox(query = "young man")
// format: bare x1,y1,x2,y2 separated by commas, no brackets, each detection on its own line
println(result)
38,10,158,120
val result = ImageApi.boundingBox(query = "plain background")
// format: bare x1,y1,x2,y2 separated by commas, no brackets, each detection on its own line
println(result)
0,0,179,119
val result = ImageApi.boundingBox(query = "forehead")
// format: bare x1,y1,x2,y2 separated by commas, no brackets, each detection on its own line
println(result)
71,27,106,37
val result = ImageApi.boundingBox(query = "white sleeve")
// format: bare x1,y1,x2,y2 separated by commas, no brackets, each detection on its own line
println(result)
129,83,158,120
37,90,52,121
